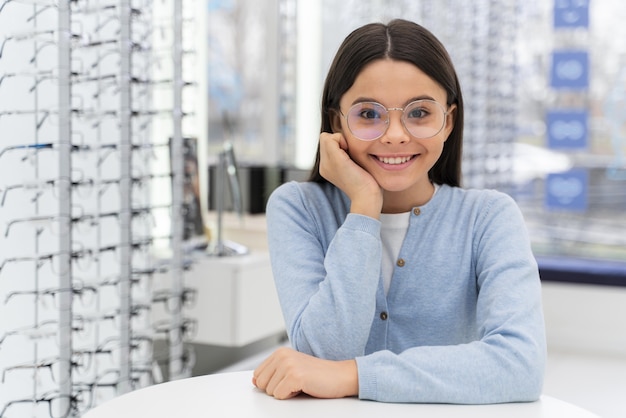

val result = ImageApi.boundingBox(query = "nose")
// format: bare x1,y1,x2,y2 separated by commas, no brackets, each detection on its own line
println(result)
382,112,409,144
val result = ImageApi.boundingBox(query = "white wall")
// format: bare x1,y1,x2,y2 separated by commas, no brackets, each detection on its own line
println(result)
542,282,626,357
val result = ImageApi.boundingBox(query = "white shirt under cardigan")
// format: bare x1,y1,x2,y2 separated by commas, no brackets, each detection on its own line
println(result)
265,181,546,404
380,184,439,295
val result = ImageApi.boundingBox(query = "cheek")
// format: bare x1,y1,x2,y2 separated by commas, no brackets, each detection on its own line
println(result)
345,138,371,162
428,141,446,160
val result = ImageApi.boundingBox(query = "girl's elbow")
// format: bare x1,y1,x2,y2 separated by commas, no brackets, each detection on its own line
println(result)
512,349,546,402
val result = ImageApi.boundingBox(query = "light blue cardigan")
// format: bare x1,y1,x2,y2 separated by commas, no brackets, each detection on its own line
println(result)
266,181,546,404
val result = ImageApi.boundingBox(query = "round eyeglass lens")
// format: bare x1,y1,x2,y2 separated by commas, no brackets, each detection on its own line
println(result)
402,100,446,139
346,102,388,141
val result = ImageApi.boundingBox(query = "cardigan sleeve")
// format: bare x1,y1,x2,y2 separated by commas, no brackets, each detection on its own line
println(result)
266,182,382,360
355,191,546,404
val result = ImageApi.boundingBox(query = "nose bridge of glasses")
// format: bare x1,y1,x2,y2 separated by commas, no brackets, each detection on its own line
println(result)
385,106,405,124
384,106,410,138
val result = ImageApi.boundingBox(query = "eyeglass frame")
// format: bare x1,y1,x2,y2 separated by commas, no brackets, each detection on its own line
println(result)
337,99,453,141
0,391,84,418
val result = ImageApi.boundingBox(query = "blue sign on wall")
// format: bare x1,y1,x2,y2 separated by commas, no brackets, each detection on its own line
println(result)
546,110,588,150
545,170,588,211
553,0,590,29
550,51,589,90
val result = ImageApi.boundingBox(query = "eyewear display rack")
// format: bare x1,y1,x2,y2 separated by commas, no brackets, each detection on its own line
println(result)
424,0,518,192
0,1,198,417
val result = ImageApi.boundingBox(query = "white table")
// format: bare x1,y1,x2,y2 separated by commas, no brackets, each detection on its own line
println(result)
83,370,600,418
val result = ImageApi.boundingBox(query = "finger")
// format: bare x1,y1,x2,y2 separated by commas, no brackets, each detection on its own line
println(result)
273,378,303,400
320,135,350,168
252,353,277,389
337,133,349,151
266,368,304,400
320,132,344,151
264,365,286,397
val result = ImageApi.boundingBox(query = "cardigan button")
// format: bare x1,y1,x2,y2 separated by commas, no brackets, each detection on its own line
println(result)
380,311,388,320
413,207,421,216
396,258,405,267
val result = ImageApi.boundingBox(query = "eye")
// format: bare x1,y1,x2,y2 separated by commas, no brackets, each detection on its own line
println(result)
359,109,381,119
350,102,387,123
406,107,429,119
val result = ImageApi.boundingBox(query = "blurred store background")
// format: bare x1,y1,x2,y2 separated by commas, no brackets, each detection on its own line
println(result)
1,0,625,417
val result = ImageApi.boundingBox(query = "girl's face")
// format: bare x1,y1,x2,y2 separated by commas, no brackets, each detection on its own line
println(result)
333,59,455,211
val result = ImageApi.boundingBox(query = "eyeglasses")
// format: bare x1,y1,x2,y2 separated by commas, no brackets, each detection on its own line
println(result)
152,318,198,344
0,391,84,418
1,178,94,207
4,279,97,309
1,351,88,385
0,248,94,276
152,287,197,313
340,99,451,141
0,319,84,350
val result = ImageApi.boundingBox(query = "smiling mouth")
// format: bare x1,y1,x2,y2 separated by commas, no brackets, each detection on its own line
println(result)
376,155,416,165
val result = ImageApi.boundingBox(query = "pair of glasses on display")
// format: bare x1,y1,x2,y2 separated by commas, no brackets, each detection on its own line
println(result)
4,278,97,308
152,287,197,313
339,99,452,141
0,391,85,418
152,317,197,345
0,319,85,351
0,171,170,207
1,349,93,385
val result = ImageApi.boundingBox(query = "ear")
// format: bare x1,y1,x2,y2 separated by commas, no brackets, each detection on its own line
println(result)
443,104,457,141
330,109,343,134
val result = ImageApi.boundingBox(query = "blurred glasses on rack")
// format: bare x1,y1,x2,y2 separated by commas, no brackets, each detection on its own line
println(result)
0,70,56,92
0,390,87,418
0,22,148,60
95,142,170,167
78,273,153,303
4,278,97,309
1,178,94,207
151,343,196,379
72,365,153,409
0,28,55,59
0,107,145,136
0,319,84,351
99,204,171,229
1,351,89,385
152,317,198,345
66,309,152,349
4,210,97,238
0,246,94,276
97,237,156,259
131,263,174,277
0,109,50,132
0,142,168,181
2,204,170,241
0,0,63,15
0,138,92,163
85,273,143,294
70,346,114,374
152,287,197,313
75,303,152,334
91,333,155,366
97,173,172,203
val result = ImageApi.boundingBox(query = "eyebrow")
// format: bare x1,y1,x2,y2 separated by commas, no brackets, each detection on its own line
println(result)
350,95,438,106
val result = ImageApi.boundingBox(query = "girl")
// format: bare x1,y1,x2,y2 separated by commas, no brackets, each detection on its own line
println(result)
252,19,546,404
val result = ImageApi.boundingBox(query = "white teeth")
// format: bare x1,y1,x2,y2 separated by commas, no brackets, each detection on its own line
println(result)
378,156,412,165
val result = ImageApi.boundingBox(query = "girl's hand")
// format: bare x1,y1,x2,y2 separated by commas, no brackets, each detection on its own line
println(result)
318,132,383,218
252,347,358,400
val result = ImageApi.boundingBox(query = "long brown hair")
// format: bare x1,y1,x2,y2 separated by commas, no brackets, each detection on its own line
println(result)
308,19,464,187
